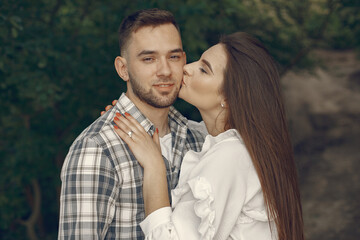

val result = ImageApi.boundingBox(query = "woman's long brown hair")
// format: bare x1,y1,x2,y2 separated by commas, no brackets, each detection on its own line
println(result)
220,32,304,240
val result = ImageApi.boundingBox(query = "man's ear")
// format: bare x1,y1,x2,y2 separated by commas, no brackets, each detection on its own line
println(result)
114,56,129,81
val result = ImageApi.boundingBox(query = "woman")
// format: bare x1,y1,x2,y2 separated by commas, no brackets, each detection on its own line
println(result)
110,32,304,239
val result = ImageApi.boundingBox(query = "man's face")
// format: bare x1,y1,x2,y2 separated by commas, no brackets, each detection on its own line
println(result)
124,24,186,108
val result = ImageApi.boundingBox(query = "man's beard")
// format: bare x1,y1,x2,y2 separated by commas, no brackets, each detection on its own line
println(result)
129,72,179,108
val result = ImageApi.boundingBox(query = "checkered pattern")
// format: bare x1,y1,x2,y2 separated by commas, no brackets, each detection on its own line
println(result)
58,93,205,240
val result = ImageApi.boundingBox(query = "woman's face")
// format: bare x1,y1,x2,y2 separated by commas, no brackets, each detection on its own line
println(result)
179,44,227,112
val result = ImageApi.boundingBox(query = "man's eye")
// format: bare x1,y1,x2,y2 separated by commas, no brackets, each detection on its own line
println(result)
170,55,181,60
143,57,154,62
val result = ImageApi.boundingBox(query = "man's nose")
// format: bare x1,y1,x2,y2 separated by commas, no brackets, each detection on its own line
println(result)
157,58,171,77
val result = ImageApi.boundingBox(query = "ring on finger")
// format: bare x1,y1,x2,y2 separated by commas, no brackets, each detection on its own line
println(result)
128,130,133,138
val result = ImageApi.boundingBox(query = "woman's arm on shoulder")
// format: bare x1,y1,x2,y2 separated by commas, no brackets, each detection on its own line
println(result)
112,112,170,217
139,138,251,239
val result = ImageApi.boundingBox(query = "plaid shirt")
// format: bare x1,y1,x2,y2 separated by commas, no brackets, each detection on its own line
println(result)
58,93,205,240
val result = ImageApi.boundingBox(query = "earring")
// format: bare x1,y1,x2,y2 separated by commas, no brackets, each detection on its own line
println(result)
221,103,225,108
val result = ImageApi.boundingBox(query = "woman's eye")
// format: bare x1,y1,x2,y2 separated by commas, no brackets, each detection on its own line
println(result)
200,68,207,74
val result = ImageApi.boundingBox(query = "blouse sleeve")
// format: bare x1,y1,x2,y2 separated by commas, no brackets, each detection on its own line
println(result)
140,138,252,240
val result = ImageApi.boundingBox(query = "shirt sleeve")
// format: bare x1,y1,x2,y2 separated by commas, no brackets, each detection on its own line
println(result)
140,139,251,240
58,137,119,240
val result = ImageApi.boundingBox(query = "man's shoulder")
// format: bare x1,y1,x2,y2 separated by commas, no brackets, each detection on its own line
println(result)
62,109,123,174
185,120,207,150
66,106,125,162
70,93,129,147
187,120,208,136
168,107,207,138
70,113,113,148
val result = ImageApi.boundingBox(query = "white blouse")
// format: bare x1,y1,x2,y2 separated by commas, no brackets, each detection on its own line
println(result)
140,129,277,240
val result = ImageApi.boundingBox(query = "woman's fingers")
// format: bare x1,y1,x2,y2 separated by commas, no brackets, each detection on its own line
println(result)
105,105,113,111
100,99,118,115
114,112,147,136
113,112,158,144
123,112,148,133
152,128,161,151
113,114,136,139
112,112,164,170
113,125,133,144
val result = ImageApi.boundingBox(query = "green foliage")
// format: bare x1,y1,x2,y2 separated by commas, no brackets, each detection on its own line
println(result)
0,0,359,238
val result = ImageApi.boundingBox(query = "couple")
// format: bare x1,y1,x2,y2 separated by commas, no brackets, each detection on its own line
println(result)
58,8,304,240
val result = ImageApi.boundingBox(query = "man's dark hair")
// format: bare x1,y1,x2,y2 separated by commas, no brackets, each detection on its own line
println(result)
118,8,180,55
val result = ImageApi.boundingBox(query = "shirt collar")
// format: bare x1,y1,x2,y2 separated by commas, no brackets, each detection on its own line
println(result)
115,93,189,135
115,93,155,134
168,106,188,130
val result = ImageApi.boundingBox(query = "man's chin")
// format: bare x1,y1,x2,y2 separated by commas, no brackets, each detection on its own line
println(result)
157,88,179,100
158,96,178,107
148,94,178,108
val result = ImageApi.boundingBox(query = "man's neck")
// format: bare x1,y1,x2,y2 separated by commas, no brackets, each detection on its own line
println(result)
125,93,170,137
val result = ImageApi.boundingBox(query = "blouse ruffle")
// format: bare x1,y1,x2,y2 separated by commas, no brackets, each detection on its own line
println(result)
172,176,215,240
237,209,270,224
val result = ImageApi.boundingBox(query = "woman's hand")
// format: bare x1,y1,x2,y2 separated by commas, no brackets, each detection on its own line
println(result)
113,112,170,216
101,100,117,115
113,112,164,171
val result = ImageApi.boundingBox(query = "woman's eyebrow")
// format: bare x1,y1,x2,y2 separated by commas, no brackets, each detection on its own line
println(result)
202,59,214,74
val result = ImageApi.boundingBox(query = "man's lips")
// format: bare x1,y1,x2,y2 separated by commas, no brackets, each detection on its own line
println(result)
153,83,175,90
153,83,174,87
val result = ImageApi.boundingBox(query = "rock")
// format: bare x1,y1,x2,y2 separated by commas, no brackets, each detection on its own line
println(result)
281,49,360,239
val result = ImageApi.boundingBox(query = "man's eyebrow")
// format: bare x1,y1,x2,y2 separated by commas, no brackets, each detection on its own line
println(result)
170,48,184,53
137,48,183,57
202,59,214,74
137,50,156,57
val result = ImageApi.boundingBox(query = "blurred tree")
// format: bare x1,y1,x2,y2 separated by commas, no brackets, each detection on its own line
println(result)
0,1,128,239
0,0,358,239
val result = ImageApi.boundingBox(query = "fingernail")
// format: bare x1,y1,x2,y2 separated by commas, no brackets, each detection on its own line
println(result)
112,100,117,105
114,125,119,129
156,128,159,133
125,112,130,116
116,112,121,117
114,117,119,121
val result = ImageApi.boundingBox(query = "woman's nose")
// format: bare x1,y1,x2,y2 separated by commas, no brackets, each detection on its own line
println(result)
183,64,192,76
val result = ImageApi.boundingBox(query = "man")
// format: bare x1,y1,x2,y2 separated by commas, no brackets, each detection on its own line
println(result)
58,9,205,239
